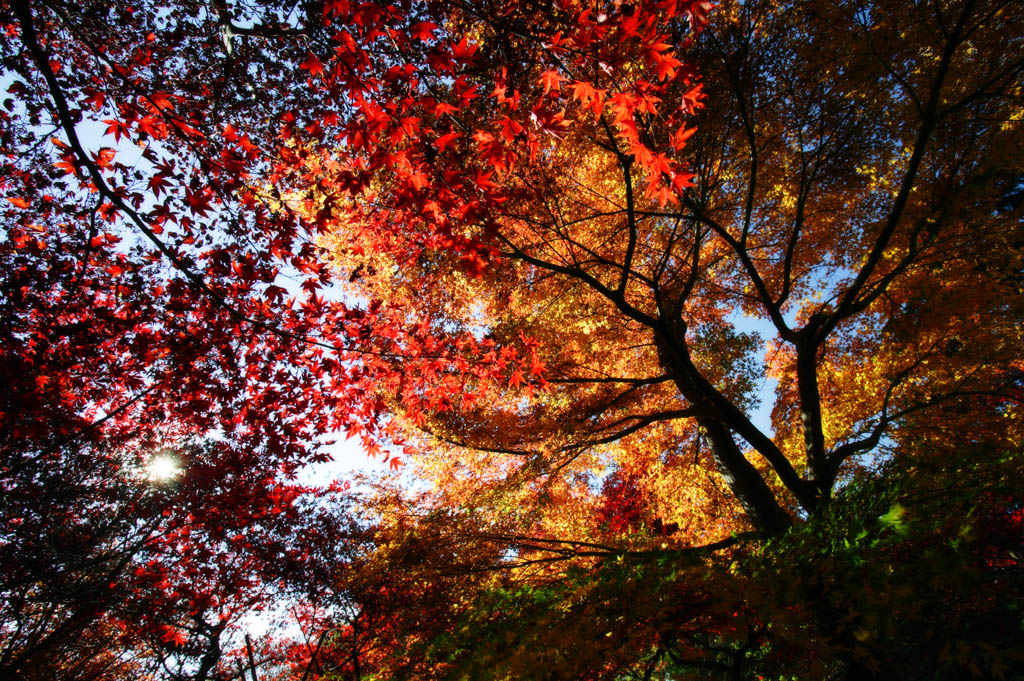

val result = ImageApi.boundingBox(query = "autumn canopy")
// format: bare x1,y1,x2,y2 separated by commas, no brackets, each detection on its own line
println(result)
1,0,1022,678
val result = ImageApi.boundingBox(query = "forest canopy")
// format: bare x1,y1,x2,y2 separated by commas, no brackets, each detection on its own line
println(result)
1,0,1022,679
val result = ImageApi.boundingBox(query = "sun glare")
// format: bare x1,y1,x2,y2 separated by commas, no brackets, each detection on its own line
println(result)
146,454,181,482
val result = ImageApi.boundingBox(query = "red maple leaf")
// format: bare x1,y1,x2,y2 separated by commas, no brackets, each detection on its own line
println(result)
539,69,565,96
169,118,204,139
671,124,697,150
148,91,177,112
451,36,478,62
148,173,172,198
185,188,213,216
94,147,116,169
103,119,131,142
83,87,106,110
435,131,460,151
409,21,437,42
299,52,325,78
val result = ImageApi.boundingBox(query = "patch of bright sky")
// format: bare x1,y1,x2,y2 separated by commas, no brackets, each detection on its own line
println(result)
145,451,182,481
298,435,391,484
726,309,780,436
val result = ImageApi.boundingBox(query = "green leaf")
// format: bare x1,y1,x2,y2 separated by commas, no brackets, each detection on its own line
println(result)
878,503,907,533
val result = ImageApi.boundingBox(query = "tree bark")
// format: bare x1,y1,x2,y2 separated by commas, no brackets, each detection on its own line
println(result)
655,327,794,533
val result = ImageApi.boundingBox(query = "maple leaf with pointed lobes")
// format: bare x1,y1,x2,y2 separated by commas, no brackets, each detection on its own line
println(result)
54,154,77,176
7,197,31,209
671,172,697,192
148,91,177,112
569,80,601,108
161,626,189,647
83,87,106,110
148,173,172,198
169,118,204,139
408,170,428,190
435,131,460,151
671,124,697,150
451,36,478,62
299,52,325,78
185,188,213,216
97,203,118,221
410,21,437,41
93,147,116,169
103,118,131,142
652,50,683,81
137,115,165,139
682,83,705,112
539,70,565,96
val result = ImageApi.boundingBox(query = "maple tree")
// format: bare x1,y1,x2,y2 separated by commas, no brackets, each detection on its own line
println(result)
1,0,391,676
306,0,1024,677
330,0,1024,533
2,0,1023,679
